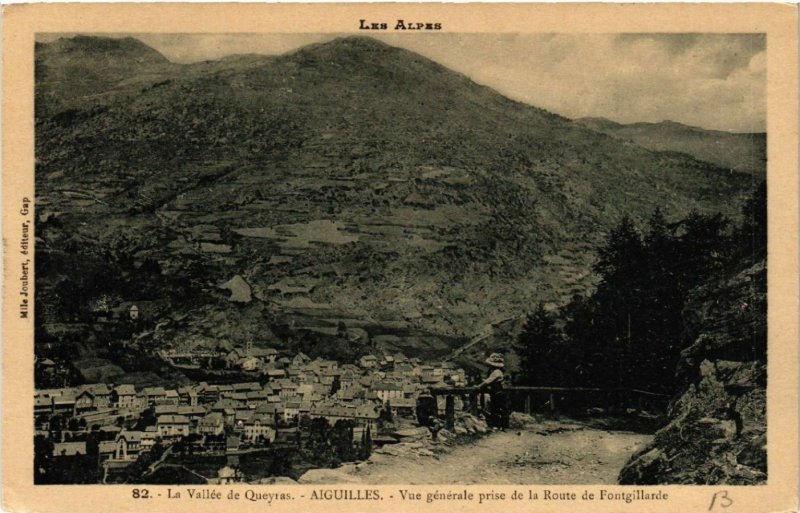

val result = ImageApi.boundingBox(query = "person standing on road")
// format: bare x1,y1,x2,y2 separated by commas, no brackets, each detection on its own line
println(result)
479,353,508,430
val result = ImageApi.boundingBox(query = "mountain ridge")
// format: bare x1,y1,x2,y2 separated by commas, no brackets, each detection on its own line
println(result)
35,35,758,365
576,116,766,175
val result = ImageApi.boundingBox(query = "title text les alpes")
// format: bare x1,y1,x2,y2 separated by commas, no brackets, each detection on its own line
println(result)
359,19,442,31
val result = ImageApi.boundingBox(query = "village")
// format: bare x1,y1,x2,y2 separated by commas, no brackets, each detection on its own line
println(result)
34,341,469,484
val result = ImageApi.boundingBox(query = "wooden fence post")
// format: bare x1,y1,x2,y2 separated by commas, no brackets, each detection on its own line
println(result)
469,393,478,415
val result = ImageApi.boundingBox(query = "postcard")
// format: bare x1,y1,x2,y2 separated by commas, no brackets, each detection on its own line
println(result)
3,3,798,513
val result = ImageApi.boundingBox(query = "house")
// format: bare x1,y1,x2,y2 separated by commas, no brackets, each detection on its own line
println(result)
178,387,199,406
359,354,378,369
226,435,240,453
285,365,302,380
394,363,415,375
99,425,123,437
232,382,262,392
141,427,159,452
178,405,207,421
234,410,255,431
34,396,52,417
225,348,247,368
197,412,225,436
53,394,76,415
197,383,220,404
339,369,359,389
114,431,146,460
228,392,249,404
157,415,190,438
245,390,272,407
250,347,278,363
98,440,118,463
282,400,302,423
373,382,404,404
390,396,417,417
133,391,148,410
239,356,262,372
296,384,316,401
336,386,365,404
78,408,122,428
155,404,180,417
163,389,180,405
254,402,283,422
264,368,286,380
113,385,137,408
309,401,381,440
81,384,112,408
242,415,276,443
292,352,311,366
143,387,167,406
274,380,298,399
216,384,234,397
53,441,86,457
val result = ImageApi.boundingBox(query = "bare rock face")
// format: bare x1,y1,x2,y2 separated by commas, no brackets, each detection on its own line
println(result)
619,260,766,485
620,360,765,484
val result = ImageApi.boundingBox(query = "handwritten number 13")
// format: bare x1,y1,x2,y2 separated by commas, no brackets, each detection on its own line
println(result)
709,491,733,511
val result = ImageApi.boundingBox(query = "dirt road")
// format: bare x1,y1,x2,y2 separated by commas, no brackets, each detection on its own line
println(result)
354,420,651,484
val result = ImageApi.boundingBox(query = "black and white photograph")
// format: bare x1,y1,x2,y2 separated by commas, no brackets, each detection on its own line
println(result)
30,30,769,489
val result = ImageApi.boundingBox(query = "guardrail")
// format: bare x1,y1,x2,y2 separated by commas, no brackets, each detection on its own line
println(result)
428,386,671,430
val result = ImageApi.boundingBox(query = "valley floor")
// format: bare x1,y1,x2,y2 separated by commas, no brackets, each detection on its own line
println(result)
332,419,651,485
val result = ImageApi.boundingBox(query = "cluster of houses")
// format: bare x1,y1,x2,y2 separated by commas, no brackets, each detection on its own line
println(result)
34,349,467,479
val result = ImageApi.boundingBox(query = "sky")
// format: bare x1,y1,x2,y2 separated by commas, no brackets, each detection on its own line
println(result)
41,33,766,133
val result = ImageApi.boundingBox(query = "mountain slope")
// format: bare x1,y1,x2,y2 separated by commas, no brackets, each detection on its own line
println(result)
35,35,176,118
35,36,757,361
576,117,766,176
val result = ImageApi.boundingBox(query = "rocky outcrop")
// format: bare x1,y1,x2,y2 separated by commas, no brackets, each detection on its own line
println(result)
619,260,766,484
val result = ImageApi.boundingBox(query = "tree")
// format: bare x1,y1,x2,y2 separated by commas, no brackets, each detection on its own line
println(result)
595,215,645,284
379,402,394,424
737,180,767,262
50,414,64,435
34,435,54,483
515,304,563,386
305,417,333,465
330,375,341,395
331,420,356,462
359,425,372,460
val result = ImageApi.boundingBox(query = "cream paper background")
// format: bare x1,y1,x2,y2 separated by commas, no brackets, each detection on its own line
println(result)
3,4,798,513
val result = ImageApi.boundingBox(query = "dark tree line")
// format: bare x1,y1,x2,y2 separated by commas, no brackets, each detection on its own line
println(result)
515,182,766,396
297,416,370,468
